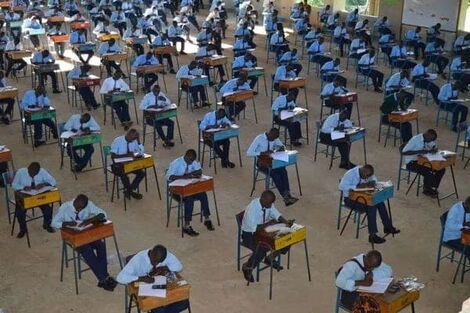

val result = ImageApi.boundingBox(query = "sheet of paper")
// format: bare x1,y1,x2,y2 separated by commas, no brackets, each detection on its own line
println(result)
357,277,393,294
271,151,289,162
65,221,94,232
353,187,375,192
21,186,55,196
138,276,167,298
376,181,393,189
169,179,195,187
113,157,134,163
60,130,79,139
265,223,290,233
427,73,438,80
331,131,345,140
423,153,446,161
280,110,295,120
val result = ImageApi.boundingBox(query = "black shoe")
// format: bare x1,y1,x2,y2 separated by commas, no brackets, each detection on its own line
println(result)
34,140,46,147
369,234,386,244
169,69,176,74
202,102,211,107
183,226,199,236
98,279,116,292
291,141,302,147
264,258,284,271
2,116,10,125
53,89,62,94
106,276,118,289
130,191,143,200
226,161,235,168
374,87,383,93
52,132,58,139
221,160,228,168
43,224,56,233
284,196,299,206
242,265,255,283
384,227,400,235
423,188,438,198
204,220,215,231
339,163,349,169
123,191,131,199
93,103,101,110
17,230,27,238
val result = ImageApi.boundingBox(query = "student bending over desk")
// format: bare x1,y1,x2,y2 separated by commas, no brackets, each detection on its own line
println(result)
443,197,470,262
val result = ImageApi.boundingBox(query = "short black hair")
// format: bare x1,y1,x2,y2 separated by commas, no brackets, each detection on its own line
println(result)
152,245,167,261
185,149,197,159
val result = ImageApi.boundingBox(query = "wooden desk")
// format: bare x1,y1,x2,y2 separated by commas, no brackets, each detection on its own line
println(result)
113,154,155,174
279,77,306,89
0,147,12,163
72,75,101,87
180,75,209,87
257,150,298,170
125,37,147,45
66,133,102,147
240,67,265,78
136,64,164,75
349,185,394,206
102,52,128,62
417,151,456,171
461,229,470,245
0,87,18,100
73,43,96,52
61,222,115,248
371,288,420,313
224,90,255,102
203,126,239,142
202,55,227,67
153,46,177,55
24,107,56,122
170,177,214,198
31,63,60,73
388,109,419,123
6,50,32,59
71,21,91,30
0,1,10,8
98,32,121,41
15,189,61,210
47,16,64,23
254,223,307,251
144,104,177,122
50,34,69,43
104,91,135,103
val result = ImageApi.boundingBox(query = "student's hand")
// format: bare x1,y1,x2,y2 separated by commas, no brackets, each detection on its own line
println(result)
35,183,48,189
71,128,78,132
82,127,91,134
366,181,376,188
23,186,32,191
363,272,373,286
277,146,285,152
430,147,438,154
63,221,77,227
287,219,295,227
356,183,369,188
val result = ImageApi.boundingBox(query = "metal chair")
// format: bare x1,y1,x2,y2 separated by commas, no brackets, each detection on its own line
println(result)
334,272,351,313
313,120,339,170
436,100,457,128
249,158,275,197
378,115,402,148
355,65,371,90
455,125,469,168
197,120,218,174
397,143,412,191
1,170,16,224
337,191,368,239
413,80,431,106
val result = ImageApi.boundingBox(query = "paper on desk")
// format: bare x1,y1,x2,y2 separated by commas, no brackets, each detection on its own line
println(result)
357,277,393,294
169,178,196,187
331,131,346,140
21,185,55,196
376,181,393,189
113,157,134,163
427,73,438,80
0,145,5,150
271,151,289,162
60,131,78,138
26,107,42,112
65,221,94,232
280,110,295,120
265,222,304,234
138,276,167,298
423,153,446,161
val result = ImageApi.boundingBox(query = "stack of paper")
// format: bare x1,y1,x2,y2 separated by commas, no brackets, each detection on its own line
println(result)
138,276,167,298
357,277,393,294
331,131,346,140
21,186,55,196
280,110,295,120
271,151,289,162
113,157,134,163
423,153,446,161
169,179,196,187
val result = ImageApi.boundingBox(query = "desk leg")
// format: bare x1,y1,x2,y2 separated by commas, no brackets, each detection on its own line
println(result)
60,241,65,282
263,74,268,96
303,87,308,110
252,98,258,124
152,165,162,200
356,101,361,126
387,199,394,238
236,136,243,167
132,98,139,124
461,246,467,283
452,250,465,284
450,165,459,199
304,240,312,281
411,302,416,313
362,136,367,164
112,234,123,269
212,189,221,226
72,249,79,294
176,116,183,144
295,163,302,196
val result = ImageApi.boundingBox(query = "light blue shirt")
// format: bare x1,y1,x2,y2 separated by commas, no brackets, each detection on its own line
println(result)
305,30,321,41
139,91,171,109
166,156,201,181
402,134,436,164
116,249,183,284
241,198,281,233
424,42,443,54
438,83,458,102
152,36,171,46
274,65,297,83
443,201,470,242
321,60,340,72
111,135,144,155
454,35,470,48
386,73,410,91
133,54,159,67
98,42,122,55
167,25,182,37
110,11,125,22
219,78,250,94
336,253,393,292
234,39,251,50
199,111,231,130
390,45,407,59
333,26,347,38
235,27,250,37
232,56,254,69
358,53,375,66
64,114,100,132
67,66,85,79
321,113,353,134
51,200,107,229
272,95,296,115
176,65,203,79
12,167,56,191
31,52,55,64
405,29,420,41
21,90,51,109
307,41,325,54
349,39,366,55
378,34,393,44
247,133,284,157
196,30,212,44
321,83,347,97
346,11,358,23
450,57,463,72
339,166,377,198
70,31,87,44
411,64,427,79
270,32,285,46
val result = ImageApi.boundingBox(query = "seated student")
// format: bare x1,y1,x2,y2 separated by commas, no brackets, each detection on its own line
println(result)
168,20,187,54
320,110,355,169
339,164,400,243
20,86,58,147
385,70,413,101
450,50,470,89
24,16,43,48
51,194,118,291
402,129,445,198
123,25,144,56
12,162,56,238
332,22,350,58
427,23,445,46
320,58,347,87
272,90,303,147
219,74,250,119
93,19,114,36
70,28,94,64
279,48,302,73
404,26,426,60
326,13,339,31
31,50,62,93
269,26,289,57
454,34,470,54
424,41,449,78
110,128,145,199
443,197,470,262
232,52,258,88
304,26,322,47
233,35,253,57
346,8,359,28
166,149,215,236
176,61,210,108
63,113,100,172
358,48,384,93
67,64,101,110
411,59,440,104
151,33,176,74
354,19,371,45
319,4,331,23
336,250,392,310
100,70,132,129
0,70,15,124
375,16,391,35
380,90,414,143
195,44,227,84
321,77,353,119
438,81,468,131
307,37,332,66
116,245,189,313
47,23,66,58
132,51,159,92
98,38,124,77
349,34,368,61
199,108,235,168
295,16,309,35
389,40,416,70
139,84,175,148
378,32,395,58
247,128,299,206
110,8,126,36
273,63,299,98
240,190,293,282
196,26,213,46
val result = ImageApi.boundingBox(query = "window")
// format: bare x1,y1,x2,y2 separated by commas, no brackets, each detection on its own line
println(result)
308,0,325,8
459,0,470,32
345,0,379,16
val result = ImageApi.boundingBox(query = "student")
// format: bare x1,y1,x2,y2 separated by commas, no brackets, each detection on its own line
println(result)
70,28,94,64
116,245,189,313
151,33,176,73
339,164,400,244
51,194,118,291
437,81,468,131
404,26,425,59
110,129,145,199
308,36,332,66
320,110,355,170
139,85,175,147
271,89,303,147
333,22,350,57
321,58,347,87
166,149,215,236
12,162,56,238
247,128,299,206
346,8,359,28
402,129,445,198
380,90,413,143
123,25,144,56
132,50,159,92
349,34,368,61
336,250,392,310
63,113,100,172
269,26,289,57
195,44,227,84
176,61,210,107
20,86,58,147
67,64,101,110
31,50,62,93
47,23,66,58
320,77,353,119
0,70,15,124
219,74,251,120
273,63,299,98
168,20,187,54
279,48,302,74
241,190,293,282
424,41,448,78
100,71,132,129
443,197,470,262
389,40,416,70
385,70,414,103
411,59,440,104
98,38,124,77
232,52,258,88
454,34,470,53
358,48,384,93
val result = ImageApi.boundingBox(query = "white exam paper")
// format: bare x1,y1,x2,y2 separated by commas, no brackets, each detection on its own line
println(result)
357,277,393,294
138,275,167,298
331,131,346,140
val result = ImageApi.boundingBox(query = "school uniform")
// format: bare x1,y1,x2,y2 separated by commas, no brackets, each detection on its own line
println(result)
139,91,174,142
175,65,208,104
380,93,413,142
438,83,468,129
219,78,250,119
99,77,131,123
199,111,232,164
411,63,439,104
320,113,353,167
20,90,58,143
443,201,470,261
133,54,160,92
320,83,353,118
271,95,302,143
67,66,100,110
110,135,145,193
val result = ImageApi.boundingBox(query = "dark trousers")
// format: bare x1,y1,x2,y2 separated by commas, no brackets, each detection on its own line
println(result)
75,50,93,64
391,58,416,70
0,98,14,116
428,54,449,74
361,68,384,89
274,116,301,142
453,72,470,89
5,57,26,77
414,79,440,103
187,15,199,30
258,166,290,197
319,132,350,165
242,231,289,268
67,144,94,170
30,35,40,47
113,21,126,36
37,71,59,90
204,138,230,162
16,204,52,232
183,85,207,102
446,239,470,261
182,192,210,222
222,98,245,119
340,290,358,310
406,161,445,190
29,118,57,141
150,300,189,313
141,73,158,91
76,240,109,282
169,37,185,51
111,100,131,123
120,169,145,192
344,198,393,235
202,64,225,82
156,54,174,68
78,86,98,108
310,54,333,67
101,60,122,76
147,117,174,141
54,43,65,57
409,41,425,59
322,74,348,88
131,43,144,56
440,102,468,127
381,115,412,142
324,100,353,119
335,37,351,57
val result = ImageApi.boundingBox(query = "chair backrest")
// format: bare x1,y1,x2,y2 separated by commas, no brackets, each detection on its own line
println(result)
103,145,112,167
235,211,245,228
440,211,449,229
58,122,66,135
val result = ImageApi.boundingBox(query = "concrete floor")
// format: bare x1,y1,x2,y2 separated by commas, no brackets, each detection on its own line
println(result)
0,11,469,313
